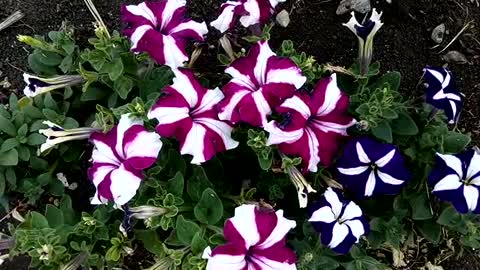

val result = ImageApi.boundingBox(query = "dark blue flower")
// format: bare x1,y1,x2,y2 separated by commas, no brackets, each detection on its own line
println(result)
424,67,462,124
336,137,411,198
429,149,480,214
308,188,369,254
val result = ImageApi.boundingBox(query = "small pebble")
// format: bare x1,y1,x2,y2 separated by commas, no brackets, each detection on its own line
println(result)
431,23,445,44
336,0,371,15
276,10,290,27
442,50,468,64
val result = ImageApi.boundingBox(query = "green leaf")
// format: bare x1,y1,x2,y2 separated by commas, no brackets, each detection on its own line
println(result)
391,112,418,136
187,166,213,202
42,108,61,122
443,131,471,154
376,71,401,91
59,195,76,225
35,51,63,66
60,55,73,73
0,149,18,166
166,172,184,196
30,211,49,229
27,133,46,146
176,215,200,246
410,193,433,220
30,156,48,170
43,93,59,110
28,53,57,75
371,121,392,143
0,138,19,152
0,173,5,195
22,105,44,119
382,108,398,120
45,205,64,228
113,76,133,99
106,58,124,81
17,145,30,161
80,86,109,101
16,124,28,139
194,188,223,225
437,206,467,234
5,167,16,188
191,232,208,255
0,114,16,136
416,220,441,244
49,180,65,196
135,229,164,257
37,172,52,186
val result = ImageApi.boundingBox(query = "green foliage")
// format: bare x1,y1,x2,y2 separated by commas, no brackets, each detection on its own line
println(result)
247,129,273,171
279,40,326,85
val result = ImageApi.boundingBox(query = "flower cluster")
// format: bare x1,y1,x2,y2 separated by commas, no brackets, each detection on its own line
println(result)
148,68,239,164
211,0,286,33
122,0,208,68
202,204,297,269
336,137,411,198
429,149,480,214
308,188,369,254
88,114,163,205
423,67,463,124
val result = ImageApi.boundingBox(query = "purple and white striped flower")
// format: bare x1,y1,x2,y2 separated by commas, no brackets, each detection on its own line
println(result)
202,204,297,270
88,114,163,205
218,41,306,127
121,0,208,68
423,67,463,124
23,74,84,98
211,0,286,33
308,188,369,254
429,149,480,214
148,68,239,164
264,74,356,172
336,137,410,198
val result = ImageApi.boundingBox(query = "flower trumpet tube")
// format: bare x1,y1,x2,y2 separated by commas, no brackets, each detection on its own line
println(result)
343,9,383,75
23,74,84,97
128,205,169,219
38,121,100,155
284,163,317,208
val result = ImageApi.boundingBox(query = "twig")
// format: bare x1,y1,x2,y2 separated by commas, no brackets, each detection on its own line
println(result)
438,20,473,53
83,0,111,38
0,11,24,32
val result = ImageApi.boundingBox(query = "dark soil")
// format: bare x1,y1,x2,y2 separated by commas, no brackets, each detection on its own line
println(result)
0,0,479,269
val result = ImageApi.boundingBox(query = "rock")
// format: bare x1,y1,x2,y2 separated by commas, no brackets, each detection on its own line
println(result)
431,23,446,44
442,51,468,64
276,10,290,28
336,0,371,15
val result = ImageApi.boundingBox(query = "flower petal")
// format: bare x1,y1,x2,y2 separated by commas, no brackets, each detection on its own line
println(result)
463,185,479,212
466,150,480,180
433,174,462,192
344,219,365,241
364,171,376,197
328,223,349,249
210,1,241,33
375,149,396,167
356,142,371,163
123,125,163,170
265,57,306,89
109,164,143,205
228,205,261,248
337,166,369,176
341,201,362,221
116,114,143,159
324,188,342,218
376,170,405,186
256,209,296,249
308,206,336,223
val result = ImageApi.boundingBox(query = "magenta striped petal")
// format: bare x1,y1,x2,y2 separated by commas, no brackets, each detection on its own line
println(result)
211,0,286,33
148,69,239,164
88,114,162,205
265,74,355,172
218,41,306,127
122,0,208,68
204,204,297,269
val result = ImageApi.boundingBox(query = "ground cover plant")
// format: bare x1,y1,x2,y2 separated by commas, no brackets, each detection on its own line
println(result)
0,0,479,269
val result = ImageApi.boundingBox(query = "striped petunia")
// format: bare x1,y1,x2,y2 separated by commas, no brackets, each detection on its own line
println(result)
211,0,286,33
121,0,208,68
423,67,463,124
336,137,410,198
202,204,297,270
217,40,306,127
429,149,480,214
148,68,239,164
264,74,355,172
308,188,369,254
88,114,163,205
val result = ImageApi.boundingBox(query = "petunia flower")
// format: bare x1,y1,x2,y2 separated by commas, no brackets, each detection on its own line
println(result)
429,149,480,214
23,74,84,98
308,188,369,254
423,67,463,124
336,137,410,198
264,74,355,172
202,204,297,270
121,0,208,68
148,68,239,164
217,40,306,127
38,121,99,155
282,158,316,208
211,0,286,33
88,114,163,205
343,9,383,75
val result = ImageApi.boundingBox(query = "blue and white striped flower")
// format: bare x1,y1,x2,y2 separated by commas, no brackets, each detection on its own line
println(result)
424,67,463,124
336,138,410,198
308,188,369,254
429,149,480,214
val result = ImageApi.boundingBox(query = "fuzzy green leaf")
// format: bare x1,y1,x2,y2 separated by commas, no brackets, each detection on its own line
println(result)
194,188,223,225
0,149,18,166
46,205,64,228
27,133,46,146
410,193,433,220
0,115,16,136
0,138,19,152
135,229,165,257
443,131,471,154
391,112,418,136
371,121,392,143
113,76,133,99
176,215,200,246
416,219,441,244
191,232,208,255
166,172,184,196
